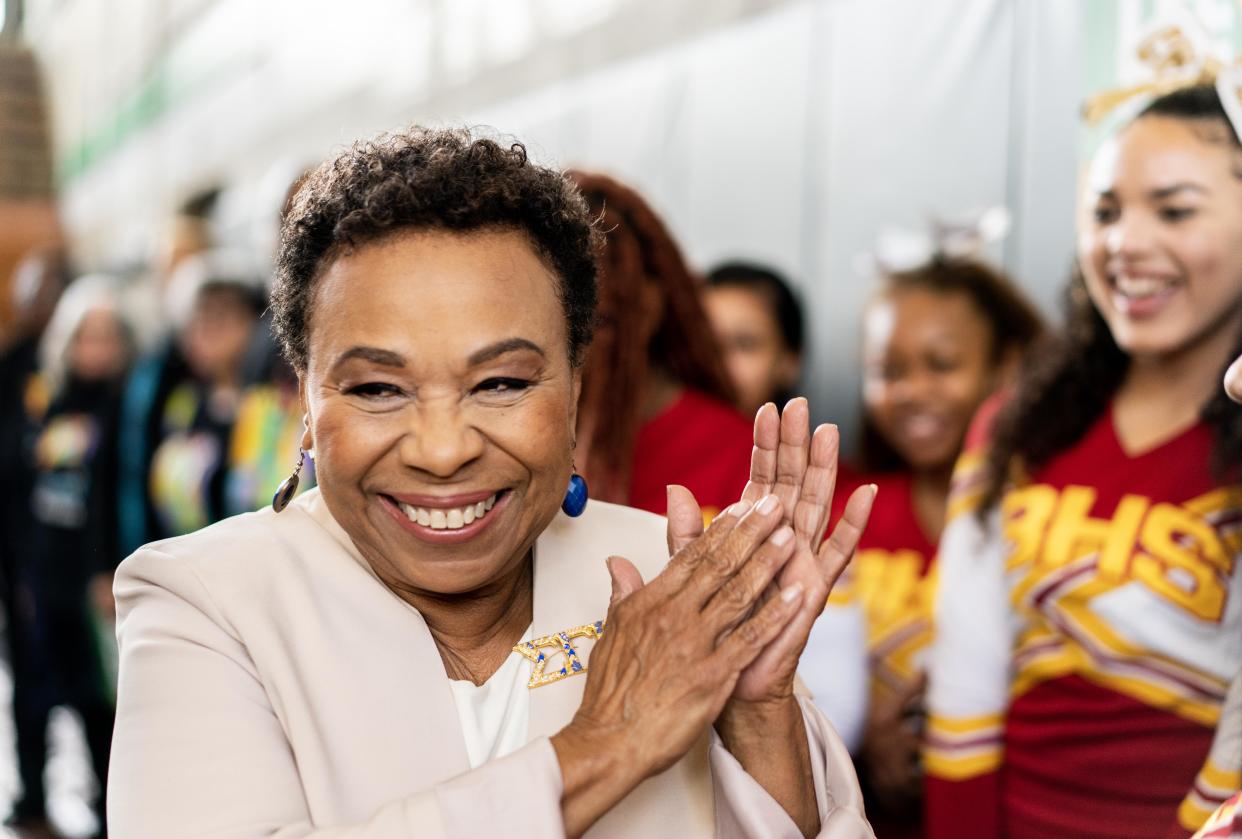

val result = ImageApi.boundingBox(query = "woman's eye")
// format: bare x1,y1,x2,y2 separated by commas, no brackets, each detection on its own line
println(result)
1158,206,1196,222
1093,205,1119,224
345,382,402,399
475,377,533,396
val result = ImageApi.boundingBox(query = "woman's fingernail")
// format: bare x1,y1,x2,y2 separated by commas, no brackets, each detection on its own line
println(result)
757,494,780,515
772,525,793,546
726,500,753,517
781,582,804,604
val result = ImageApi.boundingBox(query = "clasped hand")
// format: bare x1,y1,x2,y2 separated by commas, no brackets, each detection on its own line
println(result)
552,399,875,837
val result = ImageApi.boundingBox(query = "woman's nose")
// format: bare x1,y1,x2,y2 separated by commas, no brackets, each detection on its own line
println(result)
890,370,931,405
1103,210,1155,259
398,401,486,477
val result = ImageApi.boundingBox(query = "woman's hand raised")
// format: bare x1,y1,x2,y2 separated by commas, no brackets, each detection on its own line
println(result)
668,397,877,706
664,398,876,837
550,495,804,838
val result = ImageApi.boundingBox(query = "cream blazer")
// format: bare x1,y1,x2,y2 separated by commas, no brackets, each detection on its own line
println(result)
109,488,872,838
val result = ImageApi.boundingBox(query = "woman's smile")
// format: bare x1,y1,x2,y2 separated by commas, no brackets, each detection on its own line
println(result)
378,488,512,545
1107,267,1183,319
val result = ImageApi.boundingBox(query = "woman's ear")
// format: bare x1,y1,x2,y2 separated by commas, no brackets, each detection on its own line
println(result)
568,366,584,431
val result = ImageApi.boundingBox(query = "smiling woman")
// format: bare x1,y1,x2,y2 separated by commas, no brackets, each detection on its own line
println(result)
105,127,878,838
925,85,1242,838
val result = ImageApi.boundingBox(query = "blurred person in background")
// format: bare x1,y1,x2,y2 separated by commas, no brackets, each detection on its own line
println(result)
226,333,315,517
837,244,1043,837
569,172,752,519
11,275,134,838
702,261,805,418
227,171,316,517
925,81,1242,838
147,253,264,536
116,191,217,557
0,246,70,838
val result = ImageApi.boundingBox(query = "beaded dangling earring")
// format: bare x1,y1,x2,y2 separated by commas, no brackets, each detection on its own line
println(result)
561,467,589,517
272,448,307,513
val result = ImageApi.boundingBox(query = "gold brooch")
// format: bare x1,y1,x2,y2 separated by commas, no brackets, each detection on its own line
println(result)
513,620,605,688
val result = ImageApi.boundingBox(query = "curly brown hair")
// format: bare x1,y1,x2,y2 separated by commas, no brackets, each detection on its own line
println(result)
271,127,601,372
858,256,1045,473
979,84,1242,511
569,171,737,503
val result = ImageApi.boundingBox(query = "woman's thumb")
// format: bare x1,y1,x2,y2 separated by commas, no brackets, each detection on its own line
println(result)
606,555,644,605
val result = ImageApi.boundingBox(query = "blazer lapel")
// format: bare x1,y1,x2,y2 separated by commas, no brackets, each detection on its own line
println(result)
299,491,472,790
526,510,613,741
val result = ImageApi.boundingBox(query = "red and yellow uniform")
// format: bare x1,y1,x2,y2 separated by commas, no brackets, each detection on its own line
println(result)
627,388,752,518
840,471,938,704
925,399,1242,838
1193,791,1242,839
1181,671,1242,837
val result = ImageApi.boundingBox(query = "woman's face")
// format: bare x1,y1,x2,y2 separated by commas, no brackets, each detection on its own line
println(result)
862,287,1000,473
69,307,127,382
703,286,800,415
301,229,580,597
1079,116,1242,361
182,287,257,384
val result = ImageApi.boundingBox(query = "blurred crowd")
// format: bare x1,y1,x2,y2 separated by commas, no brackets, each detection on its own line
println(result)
0,70,1241,839
0,186,310,837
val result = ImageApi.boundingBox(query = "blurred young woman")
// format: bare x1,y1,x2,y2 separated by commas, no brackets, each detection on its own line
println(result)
15,275,134,835
702,262,805,417
569,173,752,518
925,84,1242,839
837,256,1043,834
147,253,264,535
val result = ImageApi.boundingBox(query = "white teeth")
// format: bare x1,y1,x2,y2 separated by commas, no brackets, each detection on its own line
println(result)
1115,275,1172,298
399,493,499,531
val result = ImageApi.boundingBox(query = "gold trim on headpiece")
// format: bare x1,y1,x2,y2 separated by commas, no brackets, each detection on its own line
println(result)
1083,24,1225,125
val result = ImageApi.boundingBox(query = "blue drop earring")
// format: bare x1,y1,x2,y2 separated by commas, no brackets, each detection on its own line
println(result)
562,466,589,517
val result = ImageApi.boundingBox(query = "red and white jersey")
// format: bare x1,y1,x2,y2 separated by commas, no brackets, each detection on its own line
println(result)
925,399,1242,839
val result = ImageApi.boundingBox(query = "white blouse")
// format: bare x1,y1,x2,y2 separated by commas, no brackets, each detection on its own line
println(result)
448,627,534,769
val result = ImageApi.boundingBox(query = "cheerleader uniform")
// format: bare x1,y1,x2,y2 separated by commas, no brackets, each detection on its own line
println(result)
846,471,938,708
924,399,1242,839
1182,671,1242,836
827,470,937,837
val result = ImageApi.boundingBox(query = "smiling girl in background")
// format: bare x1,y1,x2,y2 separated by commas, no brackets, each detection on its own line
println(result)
838,247,1043,835
924,82,1242,839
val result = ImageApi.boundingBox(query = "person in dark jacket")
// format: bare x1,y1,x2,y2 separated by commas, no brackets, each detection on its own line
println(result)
15,275,134,837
